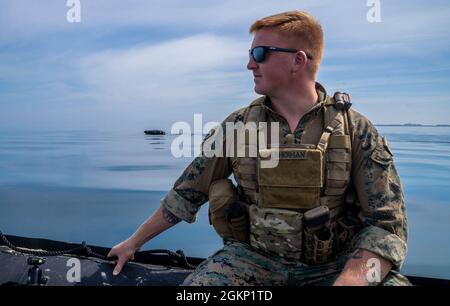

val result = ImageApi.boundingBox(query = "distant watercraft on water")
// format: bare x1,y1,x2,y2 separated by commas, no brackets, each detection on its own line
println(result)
144,130,166,135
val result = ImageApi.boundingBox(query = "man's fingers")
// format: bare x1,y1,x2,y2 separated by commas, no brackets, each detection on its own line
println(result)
113,262,123,276
107,249,116,258
112,258,127,276
107,250,117,265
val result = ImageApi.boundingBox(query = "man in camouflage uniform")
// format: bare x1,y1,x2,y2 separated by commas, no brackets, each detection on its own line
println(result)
109,10,410,286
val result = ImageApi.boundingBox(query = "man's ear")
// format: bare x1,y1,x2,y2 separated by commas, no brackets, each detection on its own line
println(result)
292,51,308,72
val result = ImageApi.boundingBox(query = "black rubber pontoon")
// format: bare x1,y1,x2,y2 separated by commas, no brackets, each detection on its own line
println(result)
0,234,203,286
1,234,449,286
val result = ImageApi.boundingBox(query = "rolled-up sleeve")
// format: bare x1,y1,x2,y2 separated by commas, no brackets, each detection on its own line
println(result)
161,188,204,223
160,112,238,223
160,155,232,223
349,110,408,270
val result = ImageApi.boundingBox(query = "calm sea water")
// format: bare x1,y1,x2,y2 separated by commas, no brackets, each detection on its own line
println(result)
0,127,449,279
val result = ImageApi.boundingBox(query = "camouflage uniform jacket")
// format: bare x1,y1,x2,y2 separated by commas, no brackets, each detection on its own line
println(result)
161,82,408,270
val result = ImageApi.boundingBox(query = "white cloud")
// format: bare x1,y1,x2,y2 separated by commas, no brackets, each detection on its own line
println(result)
79,34,251,106
1,0,450,130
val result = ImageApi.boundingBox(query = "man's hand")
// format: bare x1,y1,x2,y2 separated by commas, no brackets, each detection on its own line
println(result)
107,205,181,276
107,238,140,276
333,249,392,286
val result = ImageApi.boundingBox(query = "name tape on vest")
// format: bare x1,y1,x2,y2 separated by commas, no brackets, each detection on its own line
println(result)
279,150,307,160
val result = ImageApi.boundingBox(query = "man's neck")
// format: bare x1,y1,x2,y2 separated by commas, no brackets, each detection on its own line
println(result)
269,81,318,131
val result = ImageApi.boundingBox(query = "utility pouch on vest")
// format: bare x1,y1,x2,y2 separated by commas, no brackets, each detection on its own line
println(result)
303,206,334,264
228,202,250,244
208,179,249,243
303,228,334,265
335,215,360,251
209,179,237,241
249,205,303,260
304,205,330,230
258,146,323,210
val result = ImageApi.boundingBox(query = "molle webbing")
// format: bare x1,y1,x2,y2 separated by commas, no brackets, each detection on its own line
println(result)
321,96,352,204
233,95,352,210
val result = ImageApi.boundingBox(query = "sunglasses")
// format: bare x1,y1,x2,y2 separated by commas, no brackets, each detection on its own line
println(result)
249,46,313,63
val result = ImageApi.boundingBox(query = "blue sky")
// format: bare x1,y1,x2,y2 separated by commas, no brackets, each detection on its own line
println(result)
1,0,450,132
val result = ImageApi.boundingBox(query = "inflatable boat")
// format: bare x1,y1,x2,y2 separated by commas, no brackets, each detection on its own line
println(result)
0,233,202,286
1,232,448,286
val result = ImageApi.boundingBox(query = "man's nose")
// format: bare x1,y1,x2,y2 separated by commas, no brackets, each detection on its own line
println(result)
247,56,257,70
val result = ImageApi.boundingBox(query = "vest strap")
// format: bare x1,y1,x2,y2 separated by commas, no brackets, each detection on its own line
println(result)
317,113,344,152
328,135,351,149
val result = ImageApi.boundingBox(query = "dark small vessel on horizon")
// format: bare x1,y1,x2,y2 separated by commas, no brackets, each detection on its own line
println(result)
144,130,166,135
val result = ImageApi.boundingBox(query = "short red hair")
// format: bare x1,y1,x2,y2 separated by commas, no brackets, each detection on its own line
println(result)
250,10,324,76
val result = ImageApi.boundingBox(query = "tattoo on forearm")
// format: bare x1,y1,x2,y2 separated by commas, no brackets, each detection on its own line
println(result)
162,207,181,224
351,249,364,259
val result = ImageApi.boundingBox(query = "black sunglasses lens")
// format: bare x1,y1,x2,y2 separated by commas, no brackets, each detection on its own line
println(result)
252,47,265,63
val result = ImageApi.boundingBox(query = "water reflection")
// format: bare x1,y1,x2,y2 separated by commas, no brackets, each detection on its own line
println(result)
0,128,449,279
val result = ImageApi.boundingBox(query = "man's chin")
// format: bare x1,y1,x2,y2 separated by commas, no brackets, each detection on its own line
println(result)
254,86,267,96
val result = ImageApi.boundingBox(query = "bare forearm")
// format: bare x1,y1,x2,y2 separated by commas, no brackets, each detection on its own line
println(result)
128,206,181,248
333,249,392,286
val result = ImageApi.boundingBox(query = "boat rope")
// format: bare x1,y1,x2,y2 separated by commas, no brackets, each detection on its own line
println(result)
145,249,196,269
0,231,195,269
0,231,108,259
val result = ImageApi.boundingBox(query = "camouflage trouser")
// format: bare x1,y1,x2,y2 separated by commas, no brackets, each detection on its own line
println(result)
182,241,411,286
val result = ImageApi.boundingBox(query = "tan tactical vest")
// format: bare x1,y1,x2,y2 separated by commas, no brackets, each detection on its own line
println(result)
232,93,352,213
208,92,357,263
